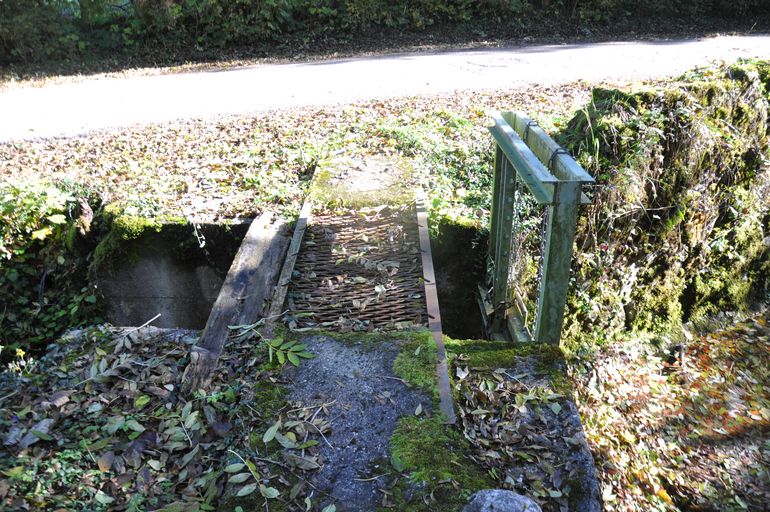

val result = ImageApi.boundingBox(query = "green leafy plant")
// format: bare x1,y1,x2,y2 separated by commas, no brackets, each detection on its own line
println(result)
0,180,100,357
266,337,314,366
228,322,315,366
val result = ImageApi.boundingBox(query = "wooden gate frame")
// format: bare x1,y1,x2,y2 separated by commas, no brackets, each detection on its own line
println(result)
483,111,594,344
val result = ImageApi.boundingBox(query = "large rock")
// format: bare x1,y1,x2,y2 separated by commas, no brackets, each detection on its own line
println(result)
463,490,542,512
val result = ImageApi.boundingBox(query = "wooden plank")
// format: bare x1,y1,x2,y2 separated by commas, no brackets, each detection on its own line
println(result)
182,212,290,393
503,111,595,184
265,200,312,324
534,181,582,344
416,196,457,425
489,116,555,205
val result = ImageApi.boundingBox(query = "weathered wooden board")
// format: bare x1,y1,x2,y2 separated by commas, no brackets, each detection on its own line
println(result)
264,201,312,325
182,212,290,393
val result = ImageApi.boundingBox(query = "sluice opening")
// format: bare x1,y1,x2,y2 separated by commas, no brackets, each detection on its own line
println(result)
92,222,248,329
430,219,486,340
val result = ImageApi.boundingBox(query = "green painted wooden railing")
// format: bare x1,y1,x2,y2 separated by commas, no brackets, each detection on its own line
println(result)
482,111,594,344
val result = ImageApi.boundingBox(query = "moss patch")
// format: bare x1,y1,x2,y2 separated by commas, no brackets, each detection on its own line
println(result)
444,337,572,394
388,416,495,511
393,330,438,400
558,59,770,350
90,205,164,272
309,156,417,209
444,337,562,368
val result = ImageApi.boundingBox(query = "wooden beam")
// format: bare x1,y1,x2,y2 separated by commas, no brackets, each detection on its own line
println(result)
534,181,582,344
182,212,290,393
264,201,312,326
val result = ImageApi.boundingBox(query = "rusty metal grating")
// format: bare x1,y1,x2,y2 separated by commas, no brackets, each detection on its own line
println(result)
285,205,427,331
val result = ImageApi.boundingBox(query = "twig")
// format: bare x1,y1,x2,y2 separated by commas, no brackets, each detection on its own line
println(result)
502,371,530,389
354,474,387,482
255,456,290,469
0,390,18,404
180,418,194,447
286,400,336,414
84,444,97,466
377,375,407,384
116,314,162,340
304,419,334,450
255,457,320,490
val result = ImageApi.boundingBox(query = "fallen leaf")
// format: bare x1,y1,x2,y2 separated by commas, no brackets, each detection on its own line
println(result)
98,451,115,472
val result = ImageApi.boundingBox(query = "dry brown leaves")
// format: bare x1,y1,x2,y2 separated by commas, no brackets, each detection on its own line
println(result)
1,83,594,224
572,312,770,511
0,325,330,511
453,355,590,512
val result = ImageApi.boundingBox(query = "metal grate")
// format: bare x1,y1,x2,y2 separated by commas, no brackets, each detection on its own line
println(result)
507,176,548,337
286,205,427,332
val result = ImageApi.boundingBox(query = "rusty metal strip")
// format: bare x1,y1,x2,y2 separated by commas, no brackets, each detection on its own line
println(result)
416,196,457,425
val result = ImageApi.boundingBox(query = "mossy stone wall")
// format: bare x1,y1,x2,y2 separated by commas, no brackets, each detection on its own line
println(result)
558,60,770,349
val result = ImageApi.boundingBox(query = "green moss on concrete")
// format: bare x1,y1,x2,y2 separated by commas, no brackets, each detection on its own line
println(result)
444,337,572,394
388,416,495,511
90,204,164,272
309,157,417,209
281,326,427,347
393,330,438,400
558,59,770,349
444,337,560,368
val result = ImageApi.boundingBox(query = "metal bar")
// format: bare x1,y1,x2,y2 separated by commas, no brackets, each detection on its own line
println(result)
489,116,556,205
503,111,595,184
534,181,582,344
416,195,457,425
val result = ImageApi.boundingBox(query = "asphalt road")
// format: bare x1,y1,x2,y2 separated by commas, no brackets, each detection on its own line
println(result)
1,34,769,142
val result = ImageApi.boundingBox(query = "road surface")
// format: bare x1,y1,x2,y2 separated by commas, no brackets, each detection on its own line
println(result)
1,34,769,142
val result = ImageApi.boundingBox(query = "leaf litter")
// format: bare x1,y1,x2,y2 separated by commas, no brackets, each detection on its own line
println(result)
571,311,770,511
0,324,334,511
453,352,601,512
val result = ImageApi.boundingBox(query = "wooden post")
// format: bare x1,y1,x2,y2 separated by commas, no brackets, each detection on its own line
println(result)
490,155,517,332
534,181,582,344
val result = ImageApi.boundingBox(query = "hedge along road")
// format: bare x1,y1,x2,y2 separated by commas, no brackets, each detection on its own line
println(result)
2,34,770,142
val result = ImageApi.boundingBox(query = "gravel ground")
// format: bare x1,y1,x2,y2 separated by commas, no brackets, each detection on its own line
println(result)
284,335,429,511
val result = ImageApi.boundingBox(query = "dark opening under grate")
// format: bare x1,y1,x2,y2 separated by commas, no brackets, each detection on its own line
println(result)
286,205,427,332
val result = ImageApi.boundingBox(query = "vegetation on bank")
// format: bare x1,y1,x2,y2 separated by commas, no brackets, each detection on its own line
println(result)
2,59,770,509
2,0,769,74
560,59,770,351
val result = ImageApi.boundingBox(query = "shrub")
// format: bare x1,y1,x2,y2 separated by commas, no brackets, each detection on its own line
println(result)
0,0,82,64
0,180,99,357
